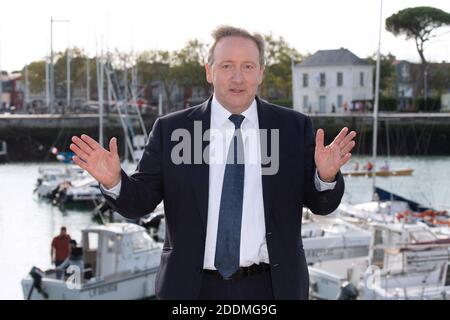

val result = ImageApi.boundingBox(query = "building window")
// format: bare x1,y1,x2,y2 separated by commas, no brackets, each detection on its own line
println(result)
337,95,343,108
319,96,326,113
303,95,309,110
320,73,326,87
302,74,308,87
337,72,343,87
360,72,364,87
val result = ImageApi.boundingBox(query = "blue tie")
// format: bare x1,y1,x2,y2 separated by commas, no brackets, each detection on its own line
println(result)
214,114,246,279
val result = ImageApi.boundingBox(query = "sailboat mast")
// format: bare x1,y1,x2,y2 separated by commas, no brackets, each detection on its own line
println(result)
371,0,383,200
96,36,104,148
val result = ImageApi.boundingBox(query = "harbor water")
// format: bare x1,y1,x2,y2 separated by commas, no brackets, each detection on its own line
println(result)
0,156,449,299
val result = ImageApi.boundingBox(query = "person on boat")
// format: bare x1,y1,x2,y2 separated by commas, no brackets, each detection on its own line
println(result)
380,160,389,171
352,161,360,171
51,226,71,279
59,240,84,277
366,161,374,172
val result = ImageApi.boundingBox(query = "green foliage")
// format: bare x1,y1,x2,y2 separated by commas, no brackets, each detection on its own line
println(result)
366,53,397,96
415,96,441,111
386,6,450,65
22,34,303,108
260,34,303,101
386,6,450,41
379,96,397,111
26,60,46,93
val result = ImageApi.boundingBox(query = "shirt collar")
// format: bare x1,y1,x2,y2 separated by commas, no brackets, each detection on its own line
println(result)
211,95,258,128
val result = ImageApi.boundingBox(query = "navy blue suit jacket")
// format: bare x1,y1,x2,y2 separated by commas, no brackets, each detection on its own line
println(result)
102,96,345,299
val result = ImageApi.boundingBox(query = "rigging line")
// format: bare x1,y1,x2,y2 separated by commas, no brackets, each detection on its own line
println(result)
413,123,425,155
44,117,66,162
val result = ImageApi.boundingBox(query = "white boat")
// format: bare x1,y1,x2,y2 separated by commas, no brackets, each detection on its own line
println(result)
21,223,162,300
308,207,450,300
52,176,103,205
301,213,372,300
302,215,372,264
360,222,450,300
338,200,410,224
34,165,86,198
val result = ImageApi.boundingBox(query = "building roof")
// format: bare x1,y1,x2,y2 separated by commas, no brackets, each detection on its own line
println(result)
298,48,370,67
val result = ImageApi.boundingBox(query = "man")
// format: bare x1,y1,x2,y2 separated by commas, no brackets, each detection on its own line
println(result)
50,226,71,279
70,25,356,299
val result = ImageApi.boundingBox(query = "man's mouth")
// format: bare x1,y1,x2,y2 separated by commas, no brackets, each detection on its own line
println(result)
229,89,245,94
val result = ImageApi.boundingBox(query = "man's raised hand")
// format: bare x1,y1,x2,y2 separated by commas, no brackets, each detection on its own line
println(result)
314,127,356,182
70,134,121,189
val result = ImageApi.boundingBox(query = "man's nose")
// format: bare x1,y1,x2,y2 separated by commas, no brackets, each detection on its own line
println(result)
231,69,244,83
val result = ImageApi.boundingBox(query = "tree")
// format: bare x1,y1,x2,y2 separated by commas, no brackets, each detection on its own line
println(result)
27,60,47,94
260,34,303,102
137,40,210,113
137,50,178,112
366,53,397,96
172,39,209,107
386,6,450,102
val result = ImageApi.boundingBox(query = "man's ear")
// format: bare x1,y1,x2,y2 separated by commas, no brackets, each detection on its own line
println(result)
205,63,213,84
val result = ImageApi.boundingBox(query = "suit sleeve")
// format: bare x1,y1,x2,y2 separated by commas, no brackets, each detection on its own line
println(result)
101,118,164,219
302,116,345,215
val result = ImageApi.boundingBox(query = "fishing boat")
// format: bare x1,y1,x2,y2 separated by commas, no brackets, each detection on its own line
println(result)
21,223,162,300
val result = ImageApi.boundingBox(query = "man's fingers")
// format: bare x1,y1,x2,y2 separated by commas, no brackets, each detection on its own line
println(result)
72,136,94,155
340,140,356,155
332,127,349,146
69,143,89,161
339,130,357,148
340,153,352,167
109,137,118,156
315,129,325,150
81,134,101,151
72,156,89,171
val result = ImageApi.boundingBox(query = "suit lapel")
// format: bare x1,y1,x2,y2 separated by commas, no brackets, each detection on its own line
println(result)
256,97,274,225
187,98,212,231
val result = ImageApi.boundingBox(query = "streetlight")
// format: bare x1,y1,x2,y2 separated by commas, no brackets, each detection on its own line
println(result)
50,16,69,114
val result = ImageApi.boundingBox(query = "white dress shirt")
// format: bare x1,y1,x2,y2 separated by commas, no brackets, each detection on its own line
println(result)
101,96,336,269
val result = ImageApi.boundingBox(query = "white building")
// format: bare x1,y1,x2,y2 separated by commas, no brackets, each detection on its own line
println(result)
292,48,373,114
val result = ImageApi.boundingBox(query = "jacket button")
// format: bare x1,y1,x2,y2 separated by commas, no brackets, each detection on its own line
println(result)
273,263,279,268
266,232,272,236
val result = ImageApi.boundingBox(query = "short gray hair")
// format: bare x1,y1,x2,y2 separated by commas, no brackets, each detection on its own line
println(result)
207,25,265,67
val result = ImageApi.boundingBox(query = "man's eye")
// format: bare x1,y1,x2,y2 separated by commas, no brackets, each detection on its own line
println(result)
244,64,254,70
222,64,231,69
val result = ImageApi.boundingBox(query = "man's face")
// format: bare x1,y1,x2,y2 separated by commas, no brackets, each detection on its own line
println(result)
60,228,66,236
206,36,264,113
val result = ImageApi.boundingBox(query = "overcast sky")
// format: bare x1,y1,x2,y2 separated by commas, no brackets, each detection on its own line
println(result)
0,0,449,71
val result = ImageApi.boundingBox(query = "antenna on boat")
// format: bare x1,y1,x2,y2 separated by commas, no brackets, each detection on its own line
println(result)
371,0,383,201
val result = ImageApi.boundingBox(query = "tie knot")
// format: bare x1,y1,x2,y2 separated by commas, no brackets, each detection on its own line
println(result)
228,114,245,129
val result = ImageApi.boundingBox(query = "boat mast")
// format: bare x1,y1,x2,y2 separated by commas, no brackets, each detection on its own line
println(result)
96,35,104,148
371,0,383,200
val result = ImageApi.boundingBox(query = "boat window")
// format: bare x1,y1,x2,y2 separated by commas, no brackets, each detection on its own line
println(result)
87,232,98,251
107,235,116,253
410,230,437,243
